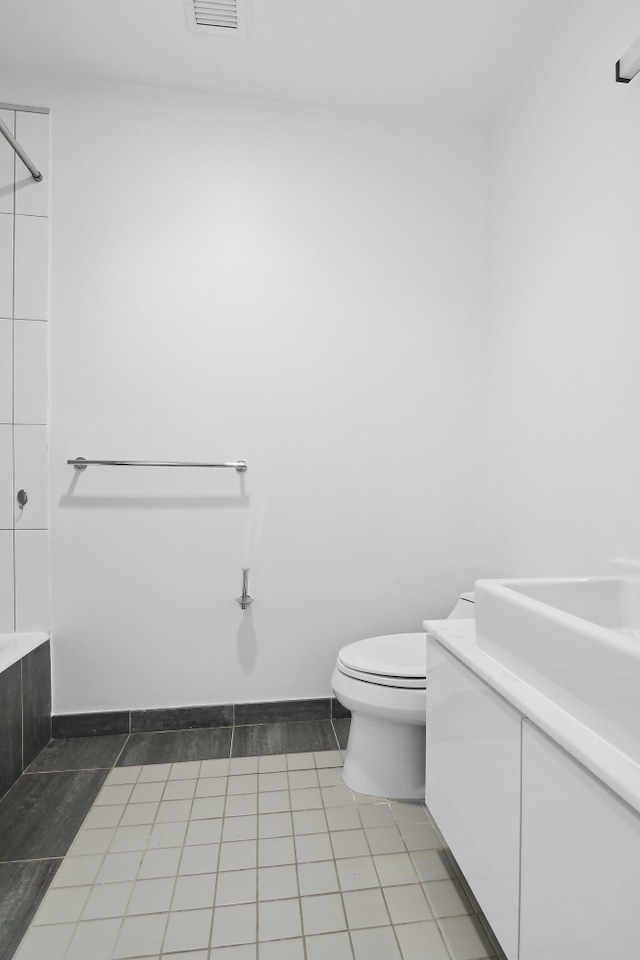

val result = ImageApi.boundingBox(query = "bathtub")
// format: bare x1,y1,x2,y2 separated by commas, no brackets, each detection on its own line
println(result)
0,632,51,799
0,631,50,673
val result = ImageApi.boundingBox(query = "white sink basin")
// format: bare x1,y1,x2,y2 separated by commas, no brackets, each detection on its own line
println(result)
474,577,640,764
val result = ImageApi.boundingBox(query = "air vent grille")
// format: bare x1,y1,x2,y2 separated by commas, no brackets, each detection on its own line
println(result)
185,0,247,36
194,1,237,28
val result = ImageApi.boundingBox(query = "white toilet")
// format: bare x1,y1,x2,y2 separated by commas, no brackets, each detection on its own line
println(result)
331,592,474,800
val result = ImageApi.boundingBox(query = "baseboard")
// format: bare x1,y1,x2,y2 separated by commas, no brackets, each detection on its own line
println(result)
52,697,350,738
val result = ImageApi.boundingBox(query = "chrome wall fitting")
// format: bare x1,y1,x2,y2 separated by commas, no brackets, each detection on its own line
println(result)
0,115,43,181
236,568,254,610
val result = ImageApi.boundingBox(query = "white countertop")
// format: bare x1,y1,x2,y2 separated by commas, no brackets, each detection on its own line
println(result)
424,618,640,816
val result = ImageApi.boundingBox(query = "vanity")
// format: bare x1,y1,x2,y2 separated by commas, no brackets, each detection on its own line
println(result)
424,576,640,960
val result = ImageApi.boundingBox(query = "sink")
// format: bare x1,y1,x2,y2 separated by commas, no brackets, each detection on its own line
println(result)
474,577,640,764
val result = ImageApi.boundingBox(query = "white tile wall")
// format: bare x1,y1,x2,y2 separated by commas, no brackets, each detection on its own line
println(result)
14,213,49,320
14,425,48,528
1,105,50,636
14,112,49,217
0,108,14,216
0,212,13,318
0,319,11,421
14,320,48,424
15,529,49,631
0,529,13,631
0,424,13,529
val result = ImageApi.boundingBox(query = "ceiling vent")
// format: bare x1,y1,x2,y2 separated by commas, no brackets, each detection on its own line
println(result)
185,0,247,37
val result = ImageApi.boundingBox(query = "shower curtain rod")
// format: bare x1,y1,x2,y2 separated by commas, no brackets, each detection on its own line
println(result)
0,116,43,181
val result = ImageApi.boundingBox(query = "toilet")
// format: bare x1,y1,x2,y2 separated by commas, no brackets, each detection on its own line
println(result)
331,592,475,800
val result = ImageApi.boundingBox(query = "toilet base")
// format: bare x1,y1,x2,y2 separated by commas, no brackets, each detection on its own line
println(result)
342,712,426,801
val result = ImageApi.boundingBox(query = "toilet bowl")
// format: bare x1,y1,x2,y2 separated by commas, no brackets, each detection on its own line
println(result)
331,593,474,800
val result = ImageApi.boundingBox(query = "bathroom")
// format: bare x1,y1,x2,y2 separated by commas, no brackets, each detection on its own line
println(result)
1,0,640,958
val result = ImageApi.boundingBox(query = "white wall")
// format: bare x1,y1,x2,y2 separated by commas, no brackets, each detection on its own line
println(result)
0,72,488,713
9,0,636,715
479,0,640,578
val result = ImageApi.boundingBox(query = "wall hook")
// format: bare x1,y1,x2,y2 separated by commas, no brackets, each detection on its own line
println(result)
236,568,254,610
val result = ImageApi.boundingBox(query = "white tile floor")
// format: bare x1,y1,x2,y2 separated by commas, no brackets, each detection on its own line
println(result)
14,751,500,960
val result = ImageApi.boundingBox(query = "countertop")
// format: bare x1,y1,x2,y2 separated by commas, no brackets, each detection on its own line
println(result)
424,618,640,816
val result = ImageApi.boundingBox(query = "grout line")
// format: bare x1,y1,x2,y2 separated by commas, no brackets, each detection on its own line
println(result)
100,724,234,739
110,734,131,770
232,717,331,728
10,126,16,633
19,658,24,776
210,761,236,956
0,854,64,865
156,774,193,958
330,717,343,751
23,766,115,775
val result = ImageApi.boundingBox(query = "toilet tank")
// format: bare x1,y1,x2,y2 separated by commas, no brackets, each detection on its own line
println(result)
448,592,475,619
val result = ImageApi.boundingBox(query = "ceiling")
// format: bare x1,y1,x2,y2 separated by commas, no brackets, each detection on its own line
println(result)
0,0,570,121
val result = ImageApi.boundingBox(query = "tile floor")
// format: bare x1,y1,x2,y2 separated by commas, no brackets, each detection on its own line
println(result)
12,747,503,960
0,719,348,959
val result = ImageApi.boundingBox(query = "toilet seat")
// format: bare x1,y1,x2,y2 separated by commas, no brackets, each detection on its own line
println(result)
336,633,426,689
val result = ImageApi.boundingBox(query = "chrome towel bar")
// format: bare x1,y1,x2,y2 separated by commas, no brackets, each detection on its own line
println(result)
68,457,247,472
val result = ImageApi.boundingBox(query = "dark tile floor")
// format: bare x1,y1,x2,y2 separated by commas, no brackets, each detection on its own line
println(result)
0,717,348,960
0,860,60,960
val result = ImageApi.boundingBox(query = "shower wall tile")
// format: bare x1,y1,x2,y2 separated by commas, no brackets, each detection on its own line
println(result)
0,530,13,632
0,425,13,529
1,106,50,636
0,109,14,215
0,319,11,421
15,529,49,632
0,111,14,221
14,214,48,320
14,320,48,424
0,212,13,317
14,112,49,217
14,425,48,528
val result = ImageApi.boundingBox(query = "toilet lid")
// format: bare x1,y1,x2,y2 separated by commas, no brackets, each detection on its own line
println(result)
337,633,426,685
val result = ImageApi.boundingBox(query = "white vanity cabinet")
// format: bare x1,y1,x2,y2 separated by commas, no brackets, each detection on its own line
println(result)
425,636,521,960
426,615,640,959
519,721,640,960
